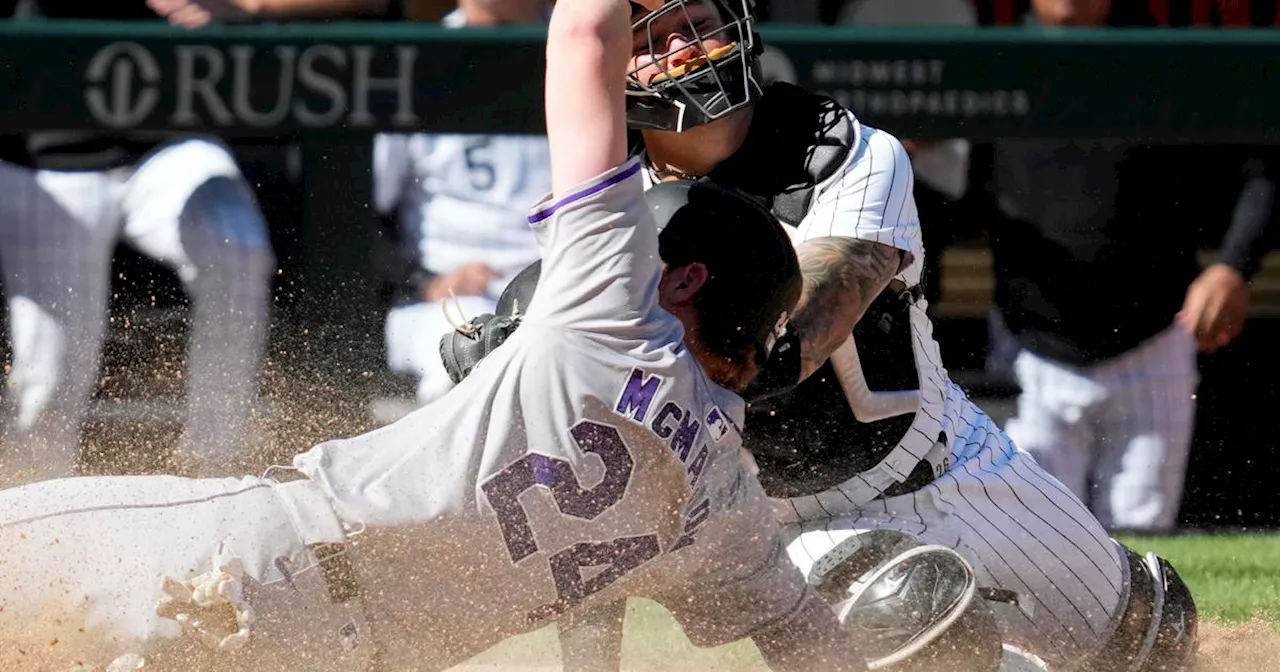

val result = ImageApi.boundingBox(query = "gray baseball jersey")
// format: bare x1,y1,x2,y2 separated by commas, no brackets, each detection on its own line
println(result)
295,157,808,663
0,158,812,672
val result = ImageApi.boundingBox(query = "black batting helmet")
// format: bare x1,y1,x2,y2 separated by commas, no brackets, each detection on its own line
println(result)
498,180,800,367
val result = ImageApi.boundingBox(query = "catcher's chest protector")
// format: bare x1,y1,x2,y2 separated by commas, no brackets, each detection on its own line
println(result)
701,83,924,498
704,82,855,228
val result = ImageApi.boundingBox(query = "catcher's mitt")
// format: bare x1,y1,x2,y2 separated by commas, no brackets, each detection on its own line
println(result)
440,312,522,384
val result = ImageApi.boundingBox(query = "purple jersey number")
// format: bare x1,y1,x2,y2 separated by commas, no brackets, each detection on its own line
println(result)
482,419,661,621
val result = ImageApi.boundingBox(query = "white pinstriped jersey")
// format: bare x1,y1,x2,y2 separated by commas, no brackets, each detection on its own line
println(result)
373,132,548,286
644,114,974,522
775,117,976,521
295,159,808,665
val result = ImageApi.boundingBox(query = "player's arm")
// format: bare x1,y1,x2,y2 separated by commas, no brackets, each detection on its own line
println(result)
544,0,635,193
787,237,904,381
557,598,626,672
521,0,672,329
773,129,916,384
751,588,868,672
1178,151,1278,352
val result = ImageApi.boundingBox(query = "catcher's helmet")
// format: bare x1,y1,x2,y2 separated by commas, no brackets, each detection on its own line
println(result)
626,0,764,132
499,180,799,367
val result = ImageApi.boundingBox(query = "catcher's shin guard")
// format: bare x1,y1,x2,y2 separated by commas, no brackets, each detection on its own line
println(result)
808,530,1003,672
1082,543,1198,672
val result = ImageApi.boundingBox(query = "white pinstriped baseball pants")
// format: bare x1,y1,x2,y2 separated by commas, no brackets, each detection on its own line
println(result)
780,403,1126,669
0,138,275,480
999,323,1198,533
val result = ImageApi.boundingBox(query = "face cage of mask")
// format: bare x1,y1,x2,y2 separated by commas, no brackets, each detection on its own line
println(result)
625,0,758,124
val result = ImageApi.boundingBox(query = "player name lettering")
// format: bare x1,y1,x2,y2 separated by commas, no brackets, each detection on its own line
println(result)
615,368,719,551
84,40,421,130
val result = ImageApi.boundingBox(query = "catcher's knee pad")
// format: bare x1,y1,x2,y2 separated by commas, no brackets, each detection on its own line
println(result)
1083,543,1198,672
807,530,1003,672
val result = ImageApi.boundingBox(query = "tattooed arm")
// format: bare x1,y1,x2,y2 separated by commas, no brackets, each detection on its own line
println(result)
790,237,909,381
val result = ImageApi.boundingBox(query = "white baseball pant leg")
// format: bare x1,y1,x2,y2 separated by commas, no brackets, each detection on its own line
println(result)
0,160,124,480
385,294,497,406
119,138,276,470
0,473,375,672
781,409,1126,669
1003,324,1198,532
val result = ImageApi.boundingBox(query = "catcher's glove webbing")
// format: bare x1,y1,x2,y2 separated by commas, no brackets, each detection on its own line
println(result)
440,312,522,384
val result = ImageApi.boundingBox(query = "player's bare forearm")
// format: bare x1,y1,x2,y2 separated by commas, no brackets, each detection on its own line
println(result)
544,0,635,192
790,237,903,381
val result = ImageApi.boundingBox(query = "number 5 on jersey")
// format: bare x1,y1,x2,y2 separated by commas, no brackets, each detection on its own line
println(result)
481,420,660,621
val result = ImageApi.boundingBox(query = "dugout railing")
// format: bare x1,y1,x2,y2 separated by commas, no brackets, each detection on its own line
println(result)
2,21,1280,525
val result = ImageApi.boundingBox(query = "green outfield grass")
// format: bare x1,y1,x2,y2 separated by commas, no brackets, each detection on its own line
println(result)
458,532,1280,670
1117,532,1280,626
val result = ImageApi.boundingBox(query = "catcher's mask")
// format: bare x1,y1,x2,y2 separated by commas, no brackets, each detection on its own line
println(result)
626,0,764,132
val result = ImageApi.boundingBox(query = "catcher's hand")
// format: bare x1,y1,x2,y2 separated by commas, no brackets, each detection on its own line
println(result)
440,313,522,384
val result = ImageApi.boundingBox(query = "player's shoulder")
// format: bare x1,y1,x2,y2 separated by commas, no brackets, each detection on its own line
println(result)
826,120,913,192
705,83,860,224
852,121,910,165
529,158,644,222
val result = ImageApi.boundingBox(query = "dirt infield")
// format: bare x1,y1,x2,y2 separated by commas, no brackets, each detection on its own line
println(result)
447,617,1280,672
1194,619,1280,672
12,333,1274,671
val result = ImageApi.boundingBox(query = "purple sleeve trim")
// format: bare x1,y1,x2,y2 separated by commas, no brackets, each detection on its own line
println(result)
528,159,643,224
